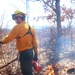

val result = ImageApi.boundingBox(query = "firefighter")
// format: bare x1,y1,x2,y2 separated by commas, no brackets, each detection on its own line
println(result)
0,10,38,75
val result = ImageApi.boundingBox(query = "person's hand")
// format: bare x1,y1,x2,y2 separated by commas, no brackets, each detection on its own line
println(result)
0,41,3,47
0,43,1,47
0,44,1,47
33,54,38,61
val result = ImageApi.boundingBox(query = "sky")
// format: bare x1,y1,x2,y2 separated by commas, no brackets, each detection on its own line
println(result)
0,0,72,29
0,0,27,29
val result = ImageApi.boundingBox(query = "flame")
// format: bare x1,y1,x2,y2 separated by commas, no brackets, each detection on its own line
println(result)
46,65,55,75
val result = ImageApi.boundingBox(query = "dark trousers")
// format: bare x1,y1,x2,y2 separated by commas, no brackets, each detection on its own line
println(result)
19,48,33,75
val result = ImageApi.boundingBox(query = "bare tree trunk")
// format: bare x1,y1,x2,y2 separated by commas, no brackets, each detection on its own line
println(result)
56,0,61,38
52,0,62,64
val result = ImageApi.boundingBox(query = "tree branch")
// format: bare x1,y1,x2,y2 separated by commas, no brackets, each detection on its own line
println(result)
0,57,18,70
42,0,56,13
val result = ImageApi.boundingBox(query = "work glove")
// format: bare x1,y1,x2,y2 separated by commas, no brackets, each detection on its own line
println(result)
33,54,38,61
0,41,3,47
0,41,3,44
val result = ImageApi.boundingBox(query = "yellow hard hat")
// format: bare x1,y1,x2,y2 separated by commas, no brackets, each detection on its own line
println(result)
12,10,27,20
14,10,22,14
13,10,27,15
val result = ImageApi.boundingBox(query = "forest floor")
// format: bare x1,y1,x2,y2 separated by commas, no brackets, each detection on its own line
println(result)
0,29,75,75
38,47,75,75
0,39,75,75
37,37,75,75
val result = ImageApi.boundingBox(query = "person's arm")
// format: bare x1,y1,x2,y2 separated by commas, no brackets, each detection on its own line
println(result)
32,28,38,61
33,46,38,56
2,25,20,44
32,30,38,54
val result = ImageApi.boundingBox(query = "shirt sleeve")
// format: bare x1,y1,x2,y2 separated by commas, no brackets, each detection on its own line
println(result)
32,28,38,55
2,25,20,44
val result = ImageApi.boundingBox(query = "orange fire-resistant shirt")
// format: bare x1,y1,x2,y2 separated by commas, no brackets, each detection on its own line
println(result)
2,22,37,52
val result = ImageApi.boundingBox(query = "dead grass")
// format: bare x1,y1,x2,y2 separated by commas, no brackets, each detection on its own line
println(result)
0,28,75,75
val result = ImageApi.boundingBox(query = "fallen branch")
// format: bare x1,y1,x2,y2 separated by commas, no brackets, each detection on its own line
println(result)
0,57,18,70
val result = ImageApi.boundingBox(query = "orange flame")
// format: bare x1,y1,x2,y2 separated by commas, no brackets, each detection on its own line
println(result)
46,65,55,75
